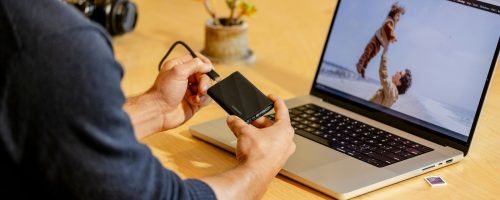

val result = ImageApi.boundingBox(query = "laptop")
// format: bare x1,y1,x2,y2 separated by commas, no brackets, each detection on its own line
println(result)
191,0,500,199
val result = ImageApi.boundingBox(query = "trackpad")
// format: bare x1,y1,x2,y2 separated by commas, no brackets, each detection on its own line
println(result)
284,135,346,172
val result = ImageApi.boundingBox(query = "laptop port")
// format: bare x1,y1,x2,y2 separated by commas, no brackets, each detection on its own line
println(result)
446,159,453,164
422,165,436,171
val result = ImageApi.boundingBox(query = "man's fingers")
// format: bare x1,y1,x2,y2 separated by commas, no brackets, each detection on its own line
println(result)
198,94,212,107
195,53,213,65
268,94,290,123
197,73,212,95
173,58,213,79
161,54,193,70
161,52,214,71
227,115,251,138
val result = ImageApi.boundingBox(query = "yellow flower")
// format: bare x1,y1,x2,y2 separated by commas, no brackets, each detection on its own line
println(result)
239,1,257,17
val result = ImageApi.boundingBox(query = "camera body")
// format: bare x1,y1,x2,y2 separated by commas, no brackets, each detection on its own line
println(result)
66,0,138,36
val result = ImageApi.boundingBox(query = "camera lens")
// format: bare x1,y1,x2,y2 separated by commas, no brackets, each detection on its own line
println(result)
65,0,138,36
110,1,137,35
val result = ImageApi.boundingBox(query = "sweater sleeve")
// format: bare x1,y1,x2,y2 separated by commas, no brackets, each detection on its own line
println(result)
11,26,216,200
379,52,392,95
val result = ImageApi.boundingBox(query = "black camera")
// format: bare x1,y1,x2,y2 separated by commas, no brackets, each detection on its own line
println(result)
65,0,138,36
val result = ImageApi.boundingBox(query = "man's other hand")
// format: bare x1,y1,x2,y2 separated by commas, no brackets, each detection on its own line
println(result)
225,94,296,198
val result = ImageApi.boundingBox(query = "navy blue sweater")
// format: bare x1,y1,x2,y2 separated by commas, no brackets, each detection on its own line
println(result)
0,0,216,199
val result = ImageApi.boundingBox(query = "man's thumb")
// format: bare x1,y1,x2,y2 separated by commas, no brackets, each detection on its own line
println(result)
227,115,250,138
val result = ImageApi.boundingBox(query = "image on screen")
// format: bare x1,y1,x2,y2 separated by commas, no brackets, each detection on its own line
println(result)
315,0,500,142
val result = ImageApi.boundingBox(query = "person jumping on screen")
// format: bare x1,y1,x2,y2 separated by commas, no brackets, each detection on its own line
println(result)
356,3,406,78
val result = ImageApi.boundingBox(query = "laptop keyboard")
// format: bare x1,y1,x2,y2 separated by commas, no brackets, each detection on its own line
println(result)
266,104,433,168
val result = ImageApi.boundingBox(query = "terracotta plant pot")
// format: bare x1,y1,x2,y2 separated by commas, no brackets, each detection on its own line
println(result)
202,18,255,64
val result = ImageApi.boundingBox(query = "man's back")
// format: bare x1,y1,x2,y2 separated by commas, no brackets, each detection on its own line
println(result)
0,0,215,199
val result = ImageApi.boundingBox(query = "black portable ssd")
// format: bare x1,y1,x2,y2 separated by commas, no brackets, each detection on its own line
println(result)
207,72,274,123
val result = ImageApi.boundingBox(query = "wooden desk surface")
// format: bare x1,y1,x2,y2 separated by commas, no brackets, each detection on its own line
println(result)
113,0,500,199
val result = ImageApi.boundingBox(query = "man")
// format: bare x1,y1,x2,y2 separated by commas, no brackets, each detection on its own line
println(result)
369,50,413,108
0,0,295,199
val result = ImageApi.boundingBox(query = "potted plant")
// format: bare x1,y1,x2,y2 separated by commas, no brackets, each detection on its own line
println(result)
201,0,257,64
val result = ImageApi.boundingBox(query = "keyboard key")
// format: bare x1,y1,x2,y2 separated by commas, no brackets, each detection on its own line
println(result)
300,113,310,118
386,153,405,162
401,140,412,145
302,120,312,126
388,141,398,146
308,116,319,121
405,147,422,155
304,127,316,133
305,109,315,114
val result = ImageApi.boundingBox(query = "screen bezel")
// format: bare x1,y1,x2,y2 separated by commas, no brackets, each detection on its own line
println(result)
310,0,500,155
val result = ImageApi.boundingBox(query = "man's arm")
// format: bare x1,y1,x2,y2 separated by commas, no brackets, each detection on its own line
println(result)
379,51,392,93
18,28,215,199
124,92,166,139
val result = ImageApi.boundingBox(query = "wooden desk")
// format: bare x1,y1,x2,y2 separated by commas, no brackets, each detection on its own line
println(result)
113,0,500,199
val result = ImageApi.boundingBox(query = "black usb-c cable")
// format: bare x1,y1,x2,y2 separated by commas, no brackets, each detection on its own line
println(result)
158,41,220,82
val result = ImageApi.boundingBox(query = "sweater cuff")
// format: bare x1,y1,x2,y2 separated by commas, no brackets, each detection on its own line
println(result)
184,179,217,200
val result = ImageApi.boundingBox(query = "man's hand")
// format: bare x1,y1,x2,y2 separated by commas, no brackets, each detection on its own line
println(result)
227,94,295,176
150,54,214,130
201,94,296,200
124,54,214,139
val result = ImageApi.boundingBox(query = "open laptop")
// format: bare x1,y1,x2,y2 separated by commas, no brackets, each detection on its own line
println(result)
191,0,500,199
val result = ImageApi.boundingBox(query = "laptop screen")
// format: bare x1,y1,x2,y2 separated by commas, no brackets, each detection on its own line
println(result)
314,0,500,143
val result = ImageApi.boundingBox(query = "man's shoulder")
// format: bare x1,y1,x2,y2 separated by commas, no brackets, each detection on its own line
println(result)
388,82,399,97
